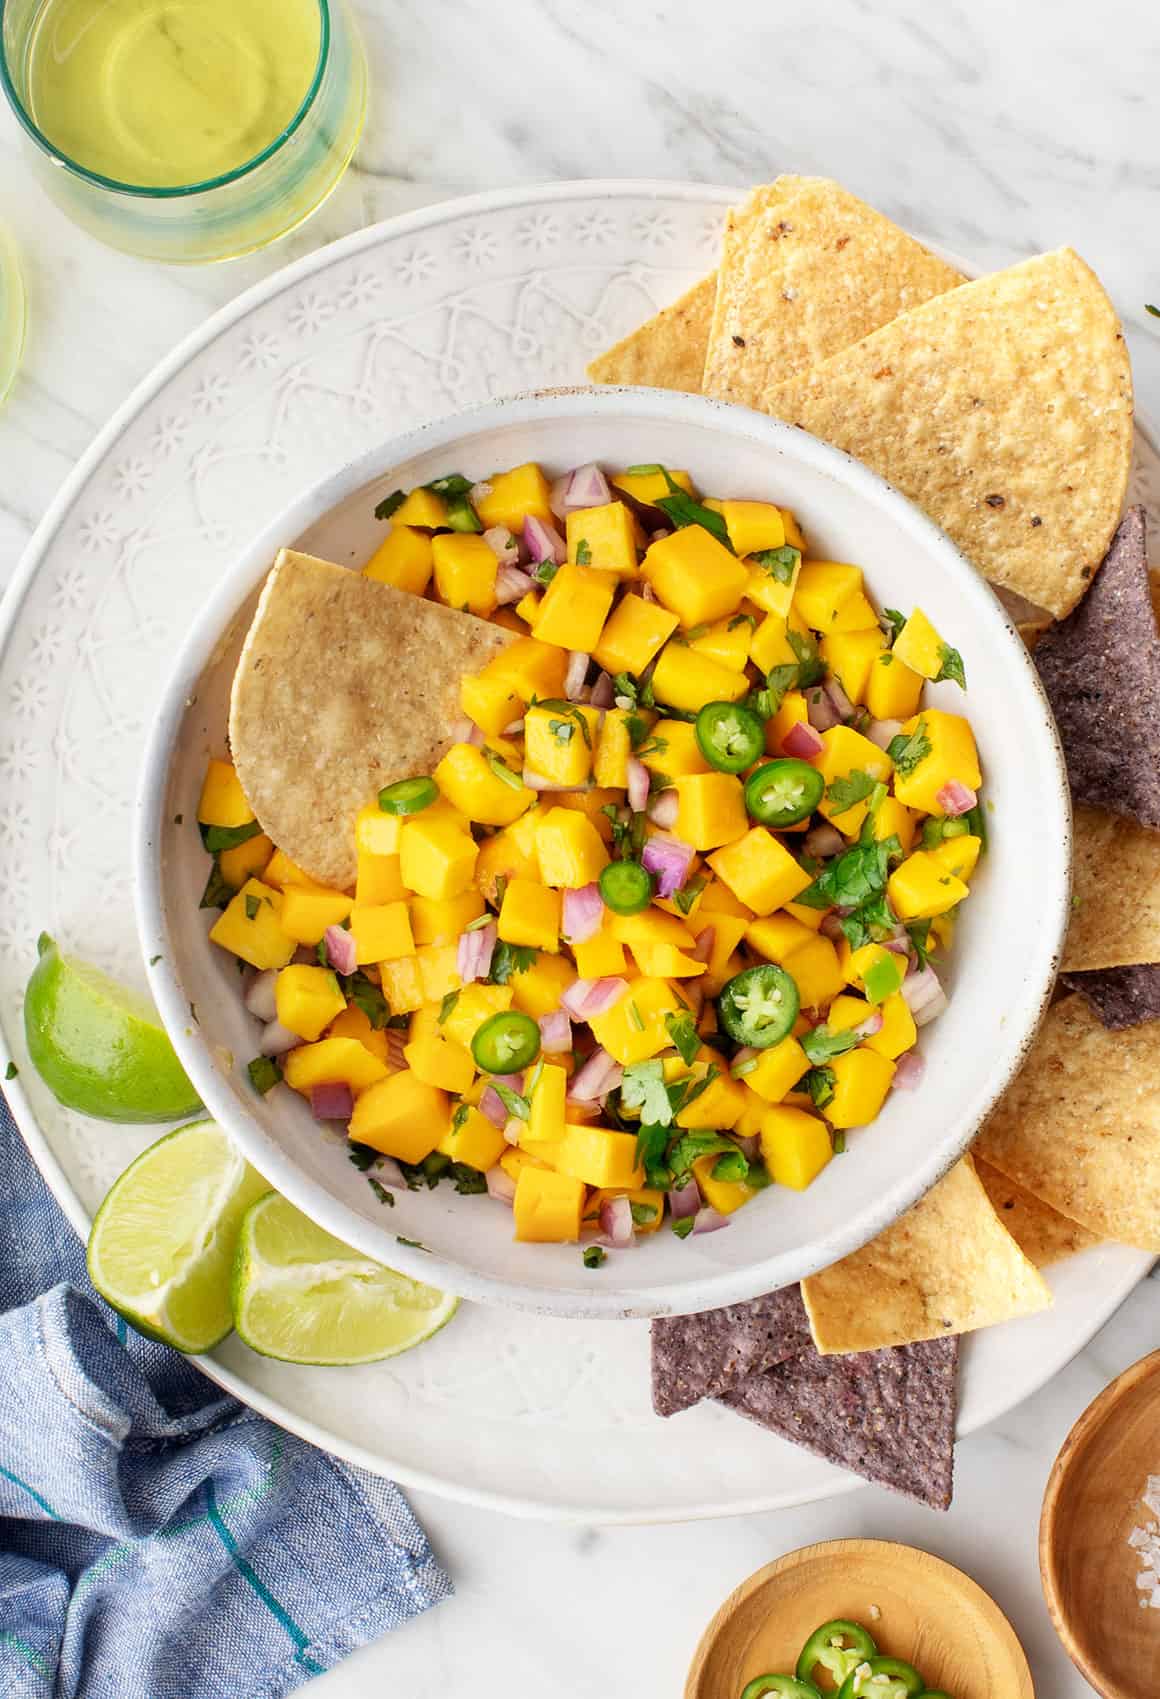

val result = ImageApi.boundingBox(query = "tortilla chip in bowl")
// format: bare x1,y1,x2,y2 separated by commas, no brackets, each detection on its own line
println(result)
135,388,1069,1319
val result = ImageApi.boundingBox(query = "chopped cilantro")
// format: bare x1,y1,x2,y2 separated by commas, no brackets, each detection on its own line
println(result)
711,1149,750,1184
483,747,524,789
537,699,592,747
804,1066,836,1110
797,835,901,912
4,1061,16,1081
489,941,538,984
656,473,734,549
672,873,706,915
624,712,650,749
787,629,826,688
438,989,460,1023
534,559,560,586
1147,304,1160,318
575,538,592,565
635,735,668,759
621,1060,672,1125
800,1024,862,1065
881,607,907,642
635,1121,673,1190
611,671,639,706
664,1010,700,1066
450,1162,487,1195
367,1177,396,1207
935,643,967,689
887,719,932,777
348,1140,380,1171
243,894,261,921
348,973,390,1028
549,717,576,744
824,769,877,814
833,1131,847,1154
583,1245,606,1268
750,545,801,584
666,1065,718,1119
728,612,758,632
247,1056,281,1095
907,918,933,969
374,489,406,521
148,954,162,966
490,1079,530,1120
668,1132,736,1187
199,862,236,911
200,818,263,854
603,806,647,862
397,1237,429,1251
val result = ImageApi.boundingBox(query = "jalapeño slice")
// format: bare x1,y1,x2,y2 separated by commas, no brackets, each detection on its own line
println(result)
471,1011,541,1074
745,759,824,827
378,776,439,816
599,859,653,916
797,1621,877,1688
837,1658,925,1699
718,964,799,1049
741,1680,823,1699
695,700,766,774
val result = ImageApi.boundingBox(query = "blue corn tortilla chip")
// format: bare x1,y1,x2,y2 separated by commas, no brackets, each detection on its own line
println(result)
720,1334,959,1510
1061,963,1160,1030
650,1288,813,1417
1034,508,1160,829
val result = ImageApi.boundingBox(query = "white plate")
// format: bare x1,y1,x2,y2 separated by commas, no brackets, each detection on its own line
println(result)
0,180,1155,1522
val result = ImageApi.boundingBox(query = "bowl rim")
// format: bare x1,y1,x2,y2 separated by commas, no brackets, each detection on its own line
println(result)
134,383,1071,1319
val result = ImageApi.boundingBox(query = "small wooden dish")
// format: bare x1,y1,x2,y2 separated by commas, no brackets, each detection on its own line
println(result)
686,1538,1033,1699
1041,1349,1160,1699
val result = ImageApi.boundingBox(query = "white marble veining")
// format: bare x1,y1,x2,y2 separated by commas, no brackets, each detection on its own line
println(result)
1,1,1158,1692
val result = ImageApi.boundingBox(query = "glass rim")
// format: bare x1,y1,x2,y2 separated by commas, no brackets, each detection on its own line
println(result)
0,0,331,198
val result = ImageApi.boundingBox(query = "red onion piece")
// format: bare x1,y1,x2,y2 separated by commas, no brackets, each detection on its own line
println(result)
564,650,590,700
819,913,845,941
310,1081,354,1121
562,882,604,944
892,1049,926,1089
627,757,650,813
804,821,844,859
647,789,679,829
470,480,493,506
913,987,948,1028
824,676,856,722
563,462,612,510
568,1045,624,1102
457,921,497,984
539,1009,573,1054
641,834,695,899
600,1194,634,1248
690,1206,730,1237
901,963,943,1015
483,526,521,568
479,1086,508,1128
244,969,278,1024
853,1010,885,1039
783,720,825,760
668,1177,701,1220
561,976,629,1021
867,717,902,752
259,1019,299,1058
486,1165,517,1205
523,512,567,566
936,780,978,818
589,671,616,709
548,474,570,522
805,685,841,732
323,925,358,977
495,562,535,605
883,935,912,955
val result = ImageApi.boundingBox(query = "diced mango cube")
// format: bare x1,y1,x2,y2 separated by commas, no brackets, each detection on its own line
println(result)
708,828,811,914
566,502,638,576
738,1034,809,1103
410,890,485,945
400,815,478,900
532,562,616,651
593,709,633,789
474,462,552,534
460,669,522,739
864,991,917,1061
642,526,749,627
892,607,948,679
693,1152,755,1215
783,935,845,1010
390,486,448,529
593,593,679,677
814,725,894,838
327,1003,391,1065
765,689,809,756
792,561,865,632
890,710,982,817
433,742,533,827
588,976,678,1066
673,774,749,852
870,796,918,854
197,758,253,828
609,467,693,505
826,1049,895,1128
484,636,567,703
572,926,627,979
887,851,968,921
749,612,797,673
691,912,749,995
219,831,273,889
363,525,434,594
354,848,407,905
821,628,887,705
439,983,513,1050
689,617,752,673
670,1056,745,1129
415,943,462,1003
209,879,296,970
535,807,609,889
513,1166,585,1241
283,1038,390,1097
354,803,401,858
432,532,498,616
498,876,561,951
523,702,599,787
378,956,426,1015
528,1060,568,1144
651,644,747,716
275,964,347,1042
746,912,817,962
278,885,354,946
261,848,324,891
722,500,785,557
761,1106,833,1190
348,1070,449,1162
844,943,906,1006
556,1124,643,1190
508,951,577,1019
928,833,981,883
349,901,415,965
865,650,924,721
404,1032,475,1095
641,719,710,777
438,1103,507,1171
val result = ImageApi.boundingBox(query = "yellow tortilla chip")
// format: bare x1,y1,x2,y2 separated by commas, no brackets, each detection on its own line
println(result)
229,550,515,889
800,1155,1052,1355
976,994,1160,1251
586,182,793,392
761,249,1133,620
974,1156,1100,1265
703,177,964,402
1064,804,1160,970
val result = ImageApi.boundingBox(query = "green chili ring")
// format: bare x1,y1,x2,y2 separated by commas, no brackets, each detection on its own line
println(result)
745,758,825,827
740,1677,823,1699
378,776,439,816
718,964,800,1050
470,1010,541,1075
796,1619,878,1686
599,859,654,916
837,1657,925,1699
695,699,767,774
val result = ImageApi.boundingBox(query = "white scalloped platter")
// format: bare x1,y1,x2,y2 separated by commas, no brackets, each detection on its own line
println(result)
1,182,1155,1523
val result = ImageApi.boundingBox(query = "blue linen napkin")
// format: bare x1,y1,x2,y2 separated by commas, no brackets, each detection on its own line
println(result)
0,1097,452,1699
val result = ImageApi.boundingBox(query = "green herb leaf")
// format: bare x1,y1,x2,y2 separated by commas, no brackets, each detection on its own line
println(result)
347,973,390,1029
200,818,263,854
348,1140,380,1171
935,642,967,689
536,699,593,747
672,1215,695,1239
624,712,650,750
368,1177,396,1207
668,1131,737,1188
450,1162,488,1195
804,1066,836,1110
665,1011,701,1066
882,607,907,642
728,612,759,632
247,1056,282,1095
535,559,560,587
630,1201,659,1226
907,918,933,969
489,942,538,984
800,1024,862,1065
672,874,706,916
1147,304,1160,318
438,989,460,1024
199,860,234,911
621,1059,673,1126
374,489,406,521
483,746,525,789
490,1079,531,1120
244,894,261,921
824,769,878,814
833,1130,847,1154
635,1121,673,1191
750,545,801,585
887,718,932,777
764,662,800,715
4,1061,17,1081
397,1237,429,1251
549,718,575,744
796,836,900,912
575,538,592,565
656,475,734,549
666,1064,719,1119
787,630,826,689
711,1150,750,1184
583,1245,607,1268
611,672,639,706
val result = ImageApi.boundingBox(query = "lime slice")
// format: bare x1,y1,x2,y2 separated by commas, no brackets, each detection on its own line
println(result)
24,933,201,1121
233,1192,458,1365
88,1120,270,1352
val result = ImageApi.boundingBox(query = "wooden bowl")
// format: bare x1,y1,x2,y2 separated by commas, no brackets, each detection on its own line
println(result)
686,1538,1033,1698
1041,1350,1160,1699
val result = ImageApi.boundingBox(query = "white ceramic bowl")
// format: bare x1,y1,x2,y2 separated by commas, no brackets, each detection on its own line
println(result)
136,387,1070,1320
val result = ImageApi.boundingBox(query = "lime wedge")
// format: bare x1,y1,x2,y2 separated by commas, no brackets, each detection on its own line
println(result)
233,1192,458,1365
88,1120,270,1352
24,933,201,1121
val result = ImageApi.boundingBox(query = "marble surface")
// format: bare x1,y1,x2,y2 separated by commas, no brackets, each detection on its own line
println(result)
1,0,1158,1692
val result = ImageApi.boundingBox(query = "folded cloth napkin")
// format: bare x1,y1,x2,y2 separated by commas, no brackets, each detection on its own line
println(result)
0,1099,452,1699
